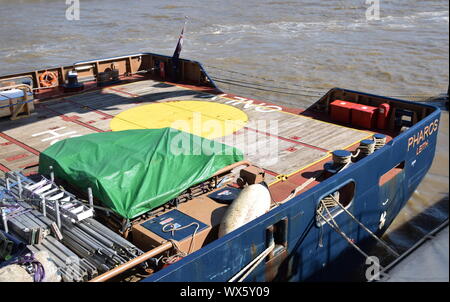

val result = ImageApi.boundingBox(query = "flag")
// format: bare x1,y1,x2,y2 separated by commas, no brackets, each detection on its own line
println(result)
171,17,188,82
173,17,187,61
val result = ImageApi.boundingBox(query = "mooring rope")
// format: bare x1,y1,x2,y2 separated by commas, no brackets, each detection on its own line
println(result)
317,200,374,261
328,194,400,257
212,77,322,98
206,65,324,93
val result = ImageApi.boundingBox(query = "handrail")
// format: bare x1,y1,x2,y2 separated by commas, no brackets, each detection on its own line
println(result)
89,241,173,282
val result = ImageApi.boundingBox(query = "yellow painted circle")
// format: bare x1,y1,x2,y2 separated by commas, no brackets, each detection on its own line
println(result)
110,101,248,139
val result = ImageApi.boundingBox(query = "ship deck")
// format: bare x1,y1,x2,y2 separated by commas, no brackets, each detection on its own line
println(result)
0,78,382,201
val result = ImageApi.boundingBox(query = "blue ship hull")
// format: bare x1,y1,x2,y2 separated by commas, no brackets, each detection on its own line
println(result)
144,94,441,282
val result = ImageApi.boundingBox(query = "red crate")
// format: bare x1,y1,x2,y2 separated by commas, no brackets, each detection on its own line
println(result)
351,104,378,129
330,100,356,124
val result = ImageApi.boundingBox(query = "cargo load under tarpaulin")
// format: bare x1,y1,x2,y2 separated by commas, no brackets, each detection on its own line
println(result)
38,128,244,219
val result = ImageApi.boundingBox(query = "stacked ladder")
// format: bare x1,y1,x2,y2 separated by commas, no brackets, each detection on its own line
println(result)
1,171,146,282
4,171,94,223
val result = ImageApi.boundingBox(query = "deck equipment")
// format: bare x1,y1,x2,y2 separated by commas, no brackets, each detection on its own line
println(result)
0,172,147,281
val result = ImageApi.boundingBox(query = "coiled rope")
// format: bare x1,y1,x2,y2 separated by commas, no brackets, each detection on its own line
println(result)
162,222,200,255
358,139,376,157
331,150,360,171
373,134,387,150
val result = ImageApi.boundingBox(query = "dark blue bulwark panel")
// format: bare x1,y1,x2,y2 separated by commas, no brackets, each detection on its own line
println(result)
141,210,208,242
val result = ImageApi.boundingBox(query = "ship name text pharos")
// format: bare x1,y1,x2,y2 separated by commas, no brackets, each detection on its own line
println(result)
407,118,439,155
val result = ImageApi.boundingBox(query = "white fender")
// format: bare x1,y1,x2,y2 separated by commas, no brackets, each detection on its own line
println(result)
218,184,271,237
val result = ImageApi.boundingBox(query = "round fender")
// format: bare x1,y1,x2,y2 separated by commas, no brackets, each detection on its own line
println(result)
218,184,271,237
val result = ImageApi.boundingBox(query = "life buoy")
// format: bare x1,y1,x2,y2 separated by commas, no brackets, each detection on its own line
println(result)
39,71,58,88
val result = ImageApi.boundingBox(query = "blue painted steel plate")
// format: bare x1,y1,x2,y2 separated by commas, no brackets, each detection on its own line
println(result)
140,209,208,241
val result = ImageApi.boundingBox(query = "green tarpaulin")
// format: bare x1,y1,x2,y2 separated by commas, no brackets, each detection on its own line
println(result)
39,128,243,219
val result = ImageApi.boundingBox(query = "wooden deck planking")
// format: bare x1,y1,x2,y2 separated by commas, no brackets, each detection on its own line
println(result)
114,81,177,95
209,97,362,149
2,115,97,153
65,100,139,118
282,118,370,150
216,126,328,178
44,101,111,132
113,81,208,102
1,79,374,183
0,137,38,171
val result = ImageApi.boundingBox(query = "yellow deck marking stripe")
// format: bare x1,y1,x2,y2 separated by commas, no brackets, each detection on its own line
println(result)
268,153,331,186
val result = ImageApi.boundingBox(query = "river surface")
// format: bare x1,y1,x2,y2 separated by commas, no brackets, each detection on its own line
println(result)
0,0,448,280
